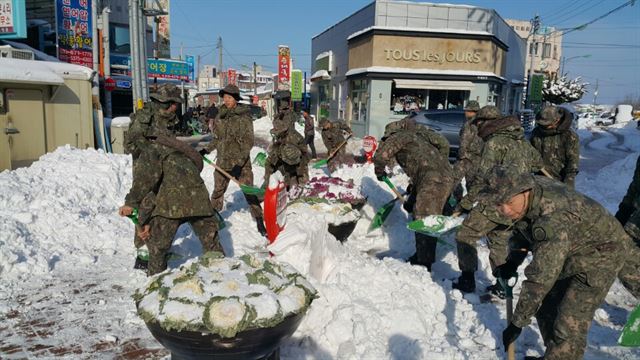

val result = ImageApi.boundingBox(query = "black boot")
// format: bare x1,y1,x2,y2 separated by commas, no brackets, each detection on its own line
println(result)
486,282,506,299
409,234,436,271
452,271,476,293
256,217,267,237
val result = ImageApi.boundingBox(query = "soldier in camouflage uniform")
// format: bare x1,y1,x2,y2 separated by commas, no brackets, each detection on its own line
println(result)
615,155,640,298
530,106,580,188
452,100,483,187
264,117,310,188
274,90,298,131
205,84,266,236
373,125,454,271
119,101,224,276
453,106,543,293
475,166,633,360
319,118,353,173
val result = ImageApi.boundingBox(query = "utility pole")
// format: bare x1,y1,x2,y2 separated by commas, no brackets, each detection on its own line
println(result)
129,0,140,110
197,54,201,90
217,36,223,86
525,14,541,109
253,62,257,96
102,6,112,119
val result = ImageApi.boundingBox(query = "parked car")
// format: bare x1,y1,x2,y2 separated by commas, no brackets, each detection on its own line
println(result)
412,109,466,161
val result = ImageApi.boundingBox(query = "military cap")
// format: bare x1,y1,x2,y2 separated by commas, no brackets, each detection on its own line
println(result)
536,106,562,126
219,84,242,101
477,165,536,205
475,105,501,121
281,143,302,165
150,83,184,103
382,120,404,139
464,100,481,112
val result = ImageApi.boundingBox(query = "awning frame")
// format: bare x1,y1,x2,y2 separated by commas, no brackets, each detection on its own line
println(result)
393,79,475,91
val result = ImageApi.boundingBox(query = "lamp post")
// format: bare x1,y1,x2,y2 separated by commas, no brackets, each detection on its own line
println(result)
560,54,591,76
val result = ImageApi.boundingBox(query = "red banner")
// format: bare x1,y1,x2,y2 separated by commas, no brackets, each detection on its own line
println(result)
227,68,237,85
277,45,290,90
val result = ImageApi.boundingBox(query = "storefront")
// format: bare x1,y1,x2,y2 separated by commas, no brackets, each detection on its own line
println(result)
310,1,526,138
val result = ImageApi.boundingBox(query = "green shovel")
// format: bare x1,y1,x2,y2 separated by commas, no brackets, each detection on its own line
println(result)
312,134,352,169
368,176,405,232
619,304,640,347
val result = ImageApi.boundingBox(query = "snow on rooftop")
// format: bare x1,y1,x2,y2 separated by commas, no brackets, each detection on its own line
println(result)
0,58,95,85
347,26,493,41
345,66,505,80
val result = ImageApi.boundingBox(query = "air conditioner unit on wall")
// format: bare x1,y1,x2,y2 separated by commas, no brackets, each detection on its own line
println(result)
0,47,35,61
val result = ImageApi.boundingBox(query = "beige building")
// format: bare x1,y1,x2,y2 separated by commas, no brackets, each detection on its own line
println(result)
505,19,563,79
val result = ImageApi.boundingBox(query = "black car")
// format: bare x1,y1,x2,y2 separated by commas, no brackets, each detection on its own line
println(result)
412,109,466,161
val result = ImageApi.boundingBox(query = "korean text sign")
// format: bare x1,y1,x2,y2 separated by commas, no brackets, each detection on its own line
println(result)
56,0,93,68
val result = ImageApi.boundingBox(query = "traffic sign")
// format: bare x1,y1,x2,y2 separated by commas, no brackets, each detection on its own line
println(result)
104,77,116,92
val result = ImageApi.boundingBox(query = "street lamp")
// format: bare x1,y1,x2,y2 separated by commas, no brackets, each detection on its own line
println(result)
560,54,591,76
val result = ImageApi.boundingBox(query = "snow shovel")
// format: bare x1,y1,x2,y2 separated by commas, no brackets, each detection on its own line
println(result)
202,155,265,196
368,176,405,232
498,276,517,360
619,303,640,347
253,151,267,167
312,134,352,169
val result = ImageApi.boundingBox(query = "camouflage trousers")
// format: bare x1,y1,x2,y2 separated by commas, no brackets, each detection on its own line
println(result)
411,177,453,267
147,215,223,276
535,267,620,359
455,208,514,273
211,161,263,219
265,161,309,189
618,235,640,299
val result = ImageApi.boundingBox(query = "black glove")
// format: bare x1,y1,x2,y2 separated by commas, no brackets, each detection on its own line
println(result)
199,149,208,156
615,203,635,225
494,261,519,280
502,323,522,350
375,171,387,182
230,165,243,179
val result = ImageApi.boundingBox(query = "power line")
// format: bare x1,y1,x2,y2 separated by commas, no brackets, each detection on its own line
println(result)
548,0,603,26
564,41,640,47
543,0,587,23
562,0,637,35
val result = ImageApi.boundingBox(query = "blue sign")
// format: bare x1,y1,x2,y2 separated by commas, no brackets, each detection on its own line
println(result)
186,55,195,82
0,0,27,39
56,0,93,68
147,58,189,81
116,79,131,89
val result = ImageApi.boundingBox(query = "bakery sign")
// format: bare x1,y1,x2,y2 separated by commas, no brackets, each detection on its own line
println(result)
383,48,482,64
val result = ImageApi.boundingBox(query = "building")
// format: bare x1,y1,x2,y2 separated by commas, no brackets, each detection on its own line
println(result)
310,0,527,138
197,65,221,92
505,19,562,79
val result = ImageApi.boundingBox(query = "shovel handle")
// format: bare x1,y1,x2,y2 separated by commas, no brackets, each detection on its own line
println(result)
540,168,554,179
327,134,352,161
382,176,405,203
203,156,242,187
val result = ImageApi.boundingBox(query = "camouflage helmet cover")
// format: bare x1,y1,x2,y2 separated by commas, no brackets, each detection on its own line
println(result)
281,143,302,165
477,165,536,206
536,106,562,126
383,120,404,139
475,105,501,121
464,100,481,112
150,83,184,103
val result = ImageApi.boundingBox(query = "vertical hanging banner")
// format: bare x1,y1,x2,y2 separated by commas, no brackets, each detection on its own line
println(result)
186,55,195,82
277,45,291,91
227,69,237,85
291,69,303,101
157,0,170,58
56,0,93,68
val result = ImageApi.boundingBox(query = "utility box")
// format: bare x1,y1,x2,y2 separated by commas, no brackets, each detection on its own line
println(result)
110,116,131,154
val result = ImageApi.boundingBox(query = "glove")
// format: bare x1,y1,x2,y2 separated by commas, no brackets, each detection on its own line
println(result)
403,192,416,213
502,323,522,350
615,203,635,225
375,171,387,182
199,149,208,156
494,261,519,281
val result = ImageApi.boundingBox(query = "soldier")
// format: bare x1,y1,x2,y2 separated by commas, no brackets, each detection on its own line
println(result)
373,124,454,271
452,100,483,186
319,118,353,173
302,111,317,159
205,84,266,236
530,106,579,188
615,155,640,298
119,100,224,276
122,84,183,269
475,166,633,360
273,90,298,130
264,117,310,188
453,106,543,293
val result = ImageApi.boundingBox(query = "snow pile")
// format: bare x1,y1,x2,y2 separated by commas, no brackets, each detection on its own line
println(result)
134,252,317,337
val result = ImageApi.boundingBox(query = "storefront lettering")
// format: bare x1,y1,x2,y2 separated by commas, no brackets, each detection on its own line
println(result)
383,49,481,64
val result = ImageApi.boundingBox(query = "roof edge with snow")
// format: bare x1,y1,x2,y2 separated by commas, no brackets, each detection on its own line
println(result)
345,66,506,81
0,58,95,85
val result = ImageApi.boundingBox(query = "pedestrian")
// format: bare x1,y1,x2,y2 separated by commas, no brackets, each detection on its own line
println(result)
614,155,640,298
264,117,309,188
530,106,579,188
204,84,267,236
452,105,543,293
205,103,218,134
373,123,454,271
302,111,317,159
119,86,224,275
476,165,633,360
319,118,353,173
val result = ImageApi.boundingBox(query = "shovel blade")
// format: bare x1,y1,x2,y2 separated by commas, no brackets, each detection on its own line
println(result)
620,304,640,347
368,199,397,232
240,184,265,196
312,159,328,169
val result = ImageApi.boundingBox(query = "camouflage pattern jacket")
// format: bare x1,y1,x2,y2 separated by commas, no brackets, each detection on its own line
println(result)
415,126,450,159
124,102,158,160
321,121,350,153
510,176,628,328
207,104,254,170
463,117,543,209
530,119,579,188
275,108,298,131
374,130,452,186
454,119,484,179
617,155,640,242
125,133,213,220
265,129,309,182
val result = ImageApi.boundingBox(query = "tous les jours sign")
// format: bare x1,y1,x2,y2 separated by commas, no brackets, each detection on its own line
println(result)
384,48,482,64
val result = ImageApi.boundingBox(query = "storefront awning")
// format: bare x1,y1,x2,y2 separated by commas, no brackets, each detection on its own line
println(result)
393,79,475,91
310,69,331,82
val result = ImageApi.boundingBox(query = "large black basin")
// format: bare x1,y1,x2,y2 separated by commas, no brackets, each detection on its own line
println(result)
143,312,305,360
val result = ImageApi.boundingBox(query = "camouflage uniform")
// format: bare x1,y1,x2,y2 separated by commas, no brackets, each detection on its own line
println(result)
530,106,580,188
453,103,484,185
264,118,310,188
125,129,223,275
454,107,543,291
478,167,630,360
319,119,352,173
207,103,263,220
374,128,453,270
615,155,640,298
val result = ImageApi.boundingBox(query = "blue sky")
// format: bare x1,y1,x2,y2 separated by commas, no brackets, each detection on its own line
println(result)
170,0,639,105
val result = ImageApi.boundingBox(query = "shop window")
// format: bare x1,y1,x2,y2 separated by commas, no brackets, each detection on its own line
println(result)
318,82,331,119
391,85,468,112
350,79,368,123
110,25,131,54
